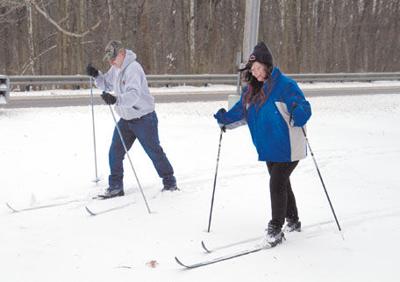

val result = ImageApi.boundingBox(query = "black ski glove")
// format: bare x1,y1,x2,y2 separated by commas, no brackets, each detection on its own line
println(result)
101,91,117,105
86,63,99,78
213,108,227,132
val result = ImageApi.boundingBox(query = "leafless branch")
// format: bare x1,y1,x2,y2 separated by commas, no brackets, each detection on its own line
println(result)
26,0,101,38
20,44,57,75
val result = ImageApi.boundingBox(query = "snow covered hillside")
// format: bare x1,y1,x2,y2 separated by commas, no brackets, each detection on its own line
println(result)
0,93,399,281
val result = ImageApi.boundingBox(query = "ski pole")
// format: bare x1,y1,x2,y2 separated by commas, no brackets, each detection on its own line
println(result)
207,128,224,232
302,127,342,232
107,104,152,214
89,77,100,183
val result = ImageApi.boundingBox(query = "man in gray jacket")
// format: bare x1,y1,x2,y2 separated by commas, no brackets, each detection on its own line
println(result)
86,40,177,198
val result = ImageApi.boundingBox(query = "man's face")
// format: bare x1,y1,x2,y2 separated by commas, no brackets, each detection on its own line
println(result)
109,51,125,68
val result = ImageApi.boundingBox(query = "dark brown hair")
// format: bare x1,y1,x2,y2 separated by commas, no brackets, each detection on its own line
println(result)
239,62,273,109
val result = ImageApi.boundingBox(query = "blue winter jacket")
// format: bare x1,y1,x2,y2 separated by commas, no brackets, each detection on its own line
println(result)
215,67,311,162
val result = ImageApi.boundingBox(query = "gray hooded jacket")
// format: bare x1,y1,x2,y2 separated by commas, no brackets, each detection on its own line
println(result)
95,50,155,120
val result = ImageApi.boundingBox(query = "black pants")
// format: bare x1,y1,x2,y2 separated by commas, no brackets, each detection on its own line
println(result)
267,161,299,228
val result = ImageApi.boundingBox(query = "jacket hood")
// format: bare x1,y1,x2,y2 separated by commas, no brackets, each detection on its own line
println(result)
121,49,137,70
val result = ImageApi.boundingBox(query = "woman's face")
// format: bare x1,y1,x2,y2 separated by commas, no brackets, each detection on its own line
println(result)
250,61,267,82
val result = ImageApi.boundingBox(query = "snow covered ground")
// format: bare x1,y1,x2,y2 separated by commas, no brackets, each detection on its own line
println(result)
0,89,399,281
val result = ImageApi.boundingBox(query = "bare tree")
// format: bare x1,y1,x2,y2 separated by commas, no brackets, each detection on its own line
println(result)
188,0,195,71
0,0,399,75
27,0,101,38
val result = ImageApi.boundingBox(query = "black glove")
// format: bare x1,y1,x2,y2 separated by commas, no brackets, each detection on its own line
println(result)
213,108,227,121
101,91,117,105
213,108,227,132
86,63,99,78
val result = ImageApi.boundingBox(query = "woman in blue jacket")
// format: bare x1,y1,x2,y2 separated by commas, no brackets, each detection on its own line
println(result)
214,42,312,246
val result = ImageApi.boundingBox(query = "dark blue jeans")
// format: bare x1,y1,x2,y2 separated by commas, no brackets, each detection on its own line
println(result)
108,111,176,190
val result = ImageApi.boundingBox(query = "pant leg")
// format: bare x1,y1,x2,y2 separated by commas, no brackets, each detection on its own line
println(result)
286,179,299,221
128,112,176,187
266,161,299,228
108,119,136,188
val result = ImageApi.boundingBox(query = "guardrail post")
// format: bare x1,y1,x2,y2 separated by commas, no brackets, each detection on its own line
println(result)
228,52,243,109
0,75,10,105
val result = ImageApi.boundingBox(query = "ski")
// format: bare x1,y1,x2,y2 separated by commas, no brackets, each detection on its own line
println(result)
200,236,263,253
85,201,135,216
175,244,273,269
5,199,80,213
201,241,212,253
85,187,165,216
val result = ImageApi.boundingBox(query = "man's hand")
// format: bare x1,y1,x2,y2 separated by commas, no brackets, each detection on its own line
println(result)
86,63,99,78
101,91,117,105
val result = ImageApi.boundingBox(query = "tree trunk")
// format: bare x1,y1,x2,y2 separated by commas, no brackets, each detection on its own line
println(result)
27,2,36,75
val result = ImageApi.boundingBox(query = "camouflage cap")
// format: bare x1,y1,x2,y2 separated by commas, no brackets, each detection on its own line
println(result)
103,40,124,61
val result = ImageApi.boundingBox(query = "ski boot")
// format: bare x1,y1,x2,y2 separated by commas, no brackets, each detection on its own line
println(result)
97,187,124,199
284,218,301,232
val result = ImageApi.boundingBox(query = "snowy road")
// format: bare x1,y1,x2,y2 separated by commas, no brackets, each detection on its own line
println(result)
3,83,400,108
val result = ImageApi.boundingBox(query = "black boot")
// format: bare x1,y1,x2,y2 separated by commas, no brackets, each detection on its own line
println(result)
284,218,301,232
162,176,178,192
161,185,179,192
98,187,124,199
265,222,285,247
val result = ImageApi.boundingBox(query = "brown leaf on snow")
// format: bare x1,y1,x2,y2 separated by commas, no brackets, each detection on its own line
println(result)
146,260,159,268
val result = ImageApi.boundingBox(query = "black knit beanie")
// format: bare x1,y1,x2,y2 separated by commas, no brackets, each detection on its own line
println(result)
248,42,273,67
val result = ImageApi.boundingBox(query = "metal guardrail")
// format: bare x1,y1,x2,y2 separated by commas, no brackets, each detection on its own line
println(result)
6,72,400,88
292,72,400,82
0,75,10,104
